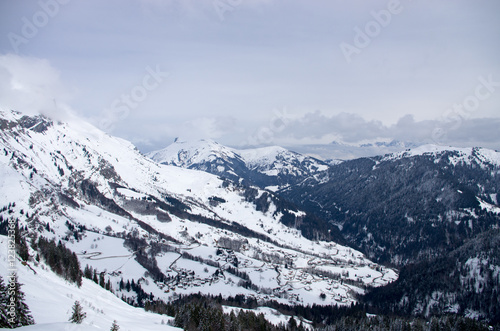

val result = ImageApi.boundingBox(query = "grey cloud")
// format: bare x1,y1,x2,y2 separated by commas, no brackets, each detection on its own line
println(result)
276,111,387,143
270,111,500,151
0,54,73,121
437,118,500,150
1,1,498,155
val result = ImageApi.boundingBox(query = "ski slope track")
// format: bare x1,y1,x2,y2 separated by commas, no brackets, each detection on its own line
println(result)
0,110,396,329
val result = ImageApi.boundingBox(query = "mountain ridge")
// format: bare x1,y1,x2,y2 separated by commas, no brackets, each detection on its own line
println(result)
148,139,329,190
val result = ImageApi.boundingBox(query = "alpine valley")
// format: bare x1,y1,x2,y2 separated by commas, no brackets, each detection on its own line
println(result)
1,109,499,330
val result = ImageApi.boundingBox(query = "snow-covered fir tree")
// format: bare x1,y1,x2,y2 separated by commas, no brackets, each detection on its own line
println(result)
5,273,35,328
110,319,120,330
69,300,86,324
0,275,8,328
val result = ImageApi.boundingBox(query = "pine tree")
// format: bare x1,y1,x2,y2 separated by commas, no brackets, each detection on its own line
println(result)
15,222,30,262
125,280,131,292
5,274,35,328
106,278,111,291
84,264,93,279
99,272,105,288
69,300,86,324
93,269,98,284
0,276,8,328
110,320,120,331
287,315,298,330
70,252,82,287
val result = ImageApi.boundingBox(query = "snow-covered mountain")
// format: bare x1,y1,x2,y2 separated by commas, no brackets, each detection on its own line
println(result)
283,143,500,264
148,139,329,191
0,110,396,329
147,139,242,168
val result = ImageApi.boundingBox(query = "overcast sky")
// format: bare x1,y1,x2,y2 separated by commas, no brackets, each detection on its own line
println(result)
0,0,499,154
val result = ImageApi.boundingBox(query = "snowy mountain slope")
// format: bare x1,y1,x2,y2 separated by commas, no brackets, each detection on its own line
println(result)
0,110,396,327
147,139,329,190
282,143,500,265
278,144,500,321
364,229,500,322
0,235,178,331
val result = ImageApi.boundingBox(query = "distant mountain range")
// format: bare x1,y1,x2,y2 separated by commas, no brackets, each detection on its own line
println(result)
147,139,329,190
285,139,421,161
